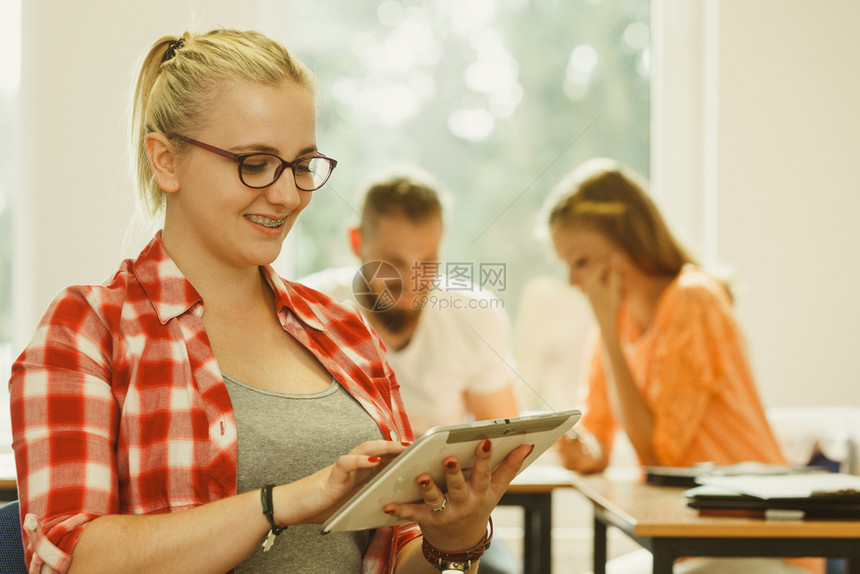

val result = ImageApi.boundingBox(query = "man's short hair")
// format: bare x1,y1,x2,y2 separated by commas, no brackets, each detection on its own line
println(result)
357,165,448,231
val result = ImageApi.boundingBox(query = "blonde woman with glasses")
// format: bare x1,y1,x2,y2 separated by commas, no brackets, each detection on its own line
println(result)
9,29,530,574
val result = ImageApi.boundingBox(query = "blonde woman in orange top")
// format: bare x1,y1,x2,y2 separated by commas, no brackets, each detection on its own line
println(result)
546,158,821,574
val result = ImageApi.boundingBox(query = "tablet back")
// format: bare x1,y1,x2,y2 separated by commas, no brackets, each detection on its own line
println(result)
322,409,581,533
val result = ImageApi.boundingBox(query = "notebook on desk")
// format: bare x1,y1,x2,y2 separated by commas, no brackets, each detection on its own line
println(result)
685,472,860,519
644,461,829,488
645,461,804,488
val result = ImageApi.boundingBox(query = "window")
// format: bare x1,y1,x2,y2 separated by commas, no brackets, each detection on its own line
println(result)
287,0,650,320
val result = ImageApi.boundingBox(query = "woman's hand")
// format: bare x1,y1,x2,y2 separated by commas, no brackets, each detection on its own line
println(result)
274,439,408,526
383,440,535,552
554,435,606,474
580,256,625,340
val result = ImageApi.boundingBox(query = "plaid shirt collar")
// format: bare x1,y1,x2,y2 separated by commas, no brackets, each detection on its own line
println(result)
132,232,328,332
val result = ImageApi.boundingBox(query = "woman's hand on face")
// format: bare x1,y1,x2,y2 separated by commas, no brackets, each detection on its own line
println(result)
382,440,535,552
580,256,624,337
277,440,407,526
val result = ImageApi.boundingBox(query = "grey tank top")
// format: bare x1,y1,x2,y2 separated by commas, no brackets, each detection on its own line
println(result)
222,372,385,574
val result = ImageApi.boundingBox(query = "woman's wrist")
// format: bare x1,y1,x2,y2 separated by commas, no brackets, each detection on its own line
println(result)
597,316,620,345
422,512,492,553
271,483,301,528
421,518,493,571
422,526,487,554
271,476,321,527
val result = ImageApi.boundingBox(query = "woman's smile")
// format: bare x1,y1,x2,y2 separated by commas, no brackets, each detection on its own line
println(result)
245,213,288,229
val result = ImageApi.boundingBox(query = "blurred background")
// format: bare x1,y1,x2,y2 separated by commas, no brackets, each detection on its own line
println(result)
1,0,859,458
2,2,859,571
285,0,650,310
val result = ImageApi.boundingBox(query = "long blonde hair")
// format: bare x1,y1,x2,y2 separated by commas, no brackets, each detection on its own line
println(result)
547,158,695,277
130,29,315,217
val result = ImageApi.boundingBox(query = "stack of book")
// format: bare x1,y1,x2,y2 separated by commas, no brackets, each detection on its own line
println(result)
644,462,799,488
683,472,860,519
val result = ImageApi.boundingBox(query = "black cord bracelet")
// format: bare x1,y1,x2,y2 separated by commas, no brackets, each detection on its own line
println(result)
260,484,286,551
261,484,286,534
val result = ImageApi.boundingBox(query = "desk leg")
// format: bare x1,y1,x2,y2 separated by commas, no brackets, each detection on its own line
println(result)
499,492,553,574
537,494,552,574
522,504,536,573
593,514,607,574
847,557,860,574
650,545,674,574
521,494,552,574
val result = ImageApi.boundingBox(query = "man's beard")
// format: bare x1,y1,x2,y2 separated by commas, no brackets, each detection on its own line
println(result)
356,291,420,334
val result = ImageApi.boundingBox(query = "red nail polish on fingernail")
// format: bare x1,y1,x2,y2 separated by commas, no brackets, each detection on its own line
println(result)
384,508,396,515
526,444,536,456
401,441,412,447
419,479,430,488
368,456,381,463
482,440,492,453
446,460,457,470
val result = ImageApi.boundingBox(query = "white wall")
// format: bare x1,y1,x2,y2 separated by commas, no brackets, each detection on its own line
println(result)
14,0,291,345
653,0,860,406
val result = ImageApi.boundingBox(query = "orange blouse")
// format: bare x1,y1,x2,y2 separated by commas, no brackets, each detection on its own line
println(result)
579,266,823,573
580,265,785,467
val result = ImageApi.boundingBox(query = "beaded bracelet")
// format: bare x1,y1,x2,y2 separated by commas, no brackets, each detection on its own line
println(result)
260,484,286,552
421,517,493,572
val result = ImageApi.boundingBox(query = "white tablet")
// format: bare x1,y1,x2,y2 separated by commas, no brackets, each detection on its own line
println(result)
322,409,581,533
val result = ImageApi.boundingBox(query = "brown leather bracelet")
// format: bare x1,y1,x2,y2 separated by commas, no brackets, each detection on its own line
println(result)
421,517,493,572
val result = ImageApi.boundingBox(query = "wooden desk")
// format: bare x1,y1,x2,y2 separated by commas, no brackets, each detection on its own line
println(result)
499,464,576,574
573,472,860,574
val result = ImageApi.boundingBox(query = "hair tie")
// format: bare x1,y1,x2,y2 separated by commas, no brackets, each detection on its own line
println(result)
162,38,185,63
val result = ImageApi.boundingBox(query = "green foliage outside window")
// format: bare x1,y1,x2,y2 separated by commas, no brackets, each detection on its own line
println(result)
289,0,650,318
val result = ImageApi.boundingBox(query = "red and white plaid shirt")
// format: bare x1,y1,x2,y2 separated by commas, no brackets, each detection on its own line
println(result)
9,234,419,573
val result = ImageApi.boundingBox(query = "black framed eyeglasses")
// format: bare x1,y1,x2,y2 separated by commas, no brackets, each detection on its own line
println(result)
178,137,337,191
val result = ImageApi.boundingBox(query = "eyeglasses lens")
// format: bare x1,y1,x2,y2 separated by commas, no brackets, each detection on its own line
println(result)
238,154,333,191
